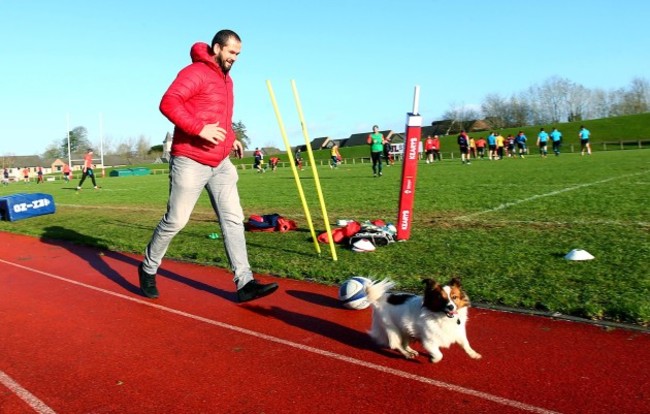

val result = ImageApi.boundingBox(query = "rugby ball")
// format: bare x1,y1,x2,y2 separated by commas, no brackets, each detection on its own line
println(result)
338,276,372,310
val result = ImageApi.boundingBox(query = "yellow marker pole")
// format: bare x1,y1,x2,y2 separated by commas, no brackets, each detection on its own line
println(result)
291,80,338,261
266,80,321,256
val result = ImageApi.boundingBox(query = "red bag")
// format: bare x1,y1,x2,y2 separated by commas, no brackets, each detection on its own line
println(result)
318,228,346,244
277,217,297,232
343,221,361,237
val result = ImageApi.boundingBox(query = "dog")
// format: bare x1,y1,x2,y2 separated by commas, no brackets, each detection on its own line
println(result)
366,278,481,363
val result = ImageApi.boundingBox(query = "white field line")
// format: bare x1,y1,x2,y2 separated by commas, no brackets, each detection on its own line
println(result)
477,219,649,227
56,203,161,212
0,370,57,414
455,171,649,221
0,258,560,414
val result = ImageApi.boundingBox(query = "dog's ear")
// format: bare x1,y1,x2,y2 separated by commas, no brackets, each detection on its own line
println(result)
422,278,444,311
422,278,437,288
449,277,462,288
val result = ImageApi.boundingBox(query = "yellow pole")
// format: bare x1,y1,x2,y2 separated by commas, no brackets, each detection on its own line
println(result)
291,80,338,261
266,80,321,256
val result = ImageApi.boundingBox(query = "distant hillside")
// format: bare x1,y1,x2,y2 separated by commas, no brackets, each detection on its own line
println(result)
467,112,650,146
234,113,650,164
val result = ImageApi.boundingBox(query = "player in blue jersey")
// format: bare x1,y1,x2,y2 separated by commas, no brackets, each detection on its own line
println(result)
487,132,497,160
579,126,592,156
550,127,562,156
536,128,549,158
516,131,527,158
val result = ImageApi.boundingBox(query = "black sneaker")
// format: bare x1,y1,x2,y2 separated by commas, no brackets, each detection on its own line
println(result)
138,263,159,299
237,280,278,303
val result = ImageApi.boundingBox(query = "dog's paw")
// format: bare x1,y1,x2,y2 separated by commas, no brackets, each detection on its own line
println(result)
429,355,443,363
401,350,418,359
405,347,419,358
469,351,482,360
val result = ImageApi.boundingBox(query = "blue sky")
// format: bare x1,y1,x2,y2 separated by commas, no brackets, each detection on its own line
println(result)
1,0,648,156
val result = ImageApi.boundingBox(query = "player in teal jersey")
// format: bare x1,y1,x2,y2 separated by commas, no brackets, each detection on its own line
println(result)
579,126,592,156
537,128,549,158
550,127,562,156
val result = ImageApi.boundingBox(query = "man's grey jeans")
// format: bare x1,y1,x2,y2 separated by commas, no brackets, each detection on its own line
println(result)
142,155,253,289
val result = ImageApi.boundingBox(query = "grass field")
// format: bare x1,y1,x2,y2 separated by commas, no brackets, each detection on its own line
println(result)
1,150,648,327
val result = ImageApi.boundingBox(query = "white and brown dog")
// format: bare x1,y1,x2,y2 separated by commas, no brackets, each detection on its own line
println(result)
366,278,481,363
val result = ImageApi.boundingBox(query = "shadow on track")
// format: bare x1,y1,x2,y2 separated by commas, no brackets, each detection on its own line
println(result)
40,225,232,301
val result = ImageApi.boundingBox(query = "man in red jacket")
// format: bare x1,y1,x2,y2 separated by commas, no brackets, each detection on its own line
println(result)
139,29,278,303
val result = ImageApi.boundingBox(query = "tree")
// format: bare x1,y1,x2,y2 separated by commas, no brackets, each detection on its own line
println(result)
566,83,590,122
135,135,151,158
481,93,510,129
588,88,611,119
536,76,571,123
233,121,250,149
621,77,649,114
115,136,136,158
508,93,533,127
42,141,62,159
60,126,91,156
475,75,649,128
442,102,480,133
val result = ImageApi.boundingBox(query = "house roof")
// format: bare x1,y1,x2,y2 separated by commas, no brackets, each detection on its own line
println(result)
2,155,43,168
309,136,330,150
389,133,405,143
426,119,491,136
345,129,391,147
261,146,282,155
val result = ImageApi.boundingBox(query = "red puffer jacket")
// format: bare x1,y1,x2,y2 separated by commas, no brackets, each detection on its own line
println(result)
160,42,235,167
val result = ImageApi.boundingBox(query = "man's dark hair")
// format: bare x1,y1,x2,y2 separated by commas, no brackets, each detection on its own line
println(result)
211,30,241,48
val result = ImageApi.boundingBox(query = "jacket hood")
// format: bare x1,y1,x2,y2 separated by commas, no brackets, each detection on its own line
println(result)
190,42,220,72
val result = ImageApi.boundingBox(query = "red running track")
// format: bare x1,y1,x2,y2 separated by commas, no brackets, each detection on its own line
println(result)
0,231,648,413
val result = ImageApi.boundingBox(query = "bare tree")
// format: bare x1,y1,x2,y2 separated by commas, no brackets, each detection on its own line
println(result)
587,88,608,118
136,135,151,158
508,92,534,127
115,137,136,158
42,141,62,159
476,75,649,127
536,76,572,123
481,93,510,129
442,102,480,133
566,83,590,122
95,135,116,156
623,77,650,114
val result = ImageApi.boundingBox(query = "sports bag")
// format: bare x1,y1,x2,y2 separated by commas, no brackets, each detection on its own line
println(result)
348,228,395,247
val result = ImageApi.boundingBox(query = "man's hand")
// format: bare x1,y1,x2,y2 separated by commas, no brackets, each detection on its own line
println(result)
199,123,227,145
232,140,244,159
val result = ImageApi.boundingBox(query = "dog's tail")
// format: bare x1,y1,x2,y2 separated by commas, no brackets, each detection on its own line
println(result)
365,278,395,304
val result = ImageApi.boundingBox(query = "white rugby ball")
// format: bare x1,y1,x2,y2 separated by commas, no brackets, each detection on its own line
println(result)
338,276,372,309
